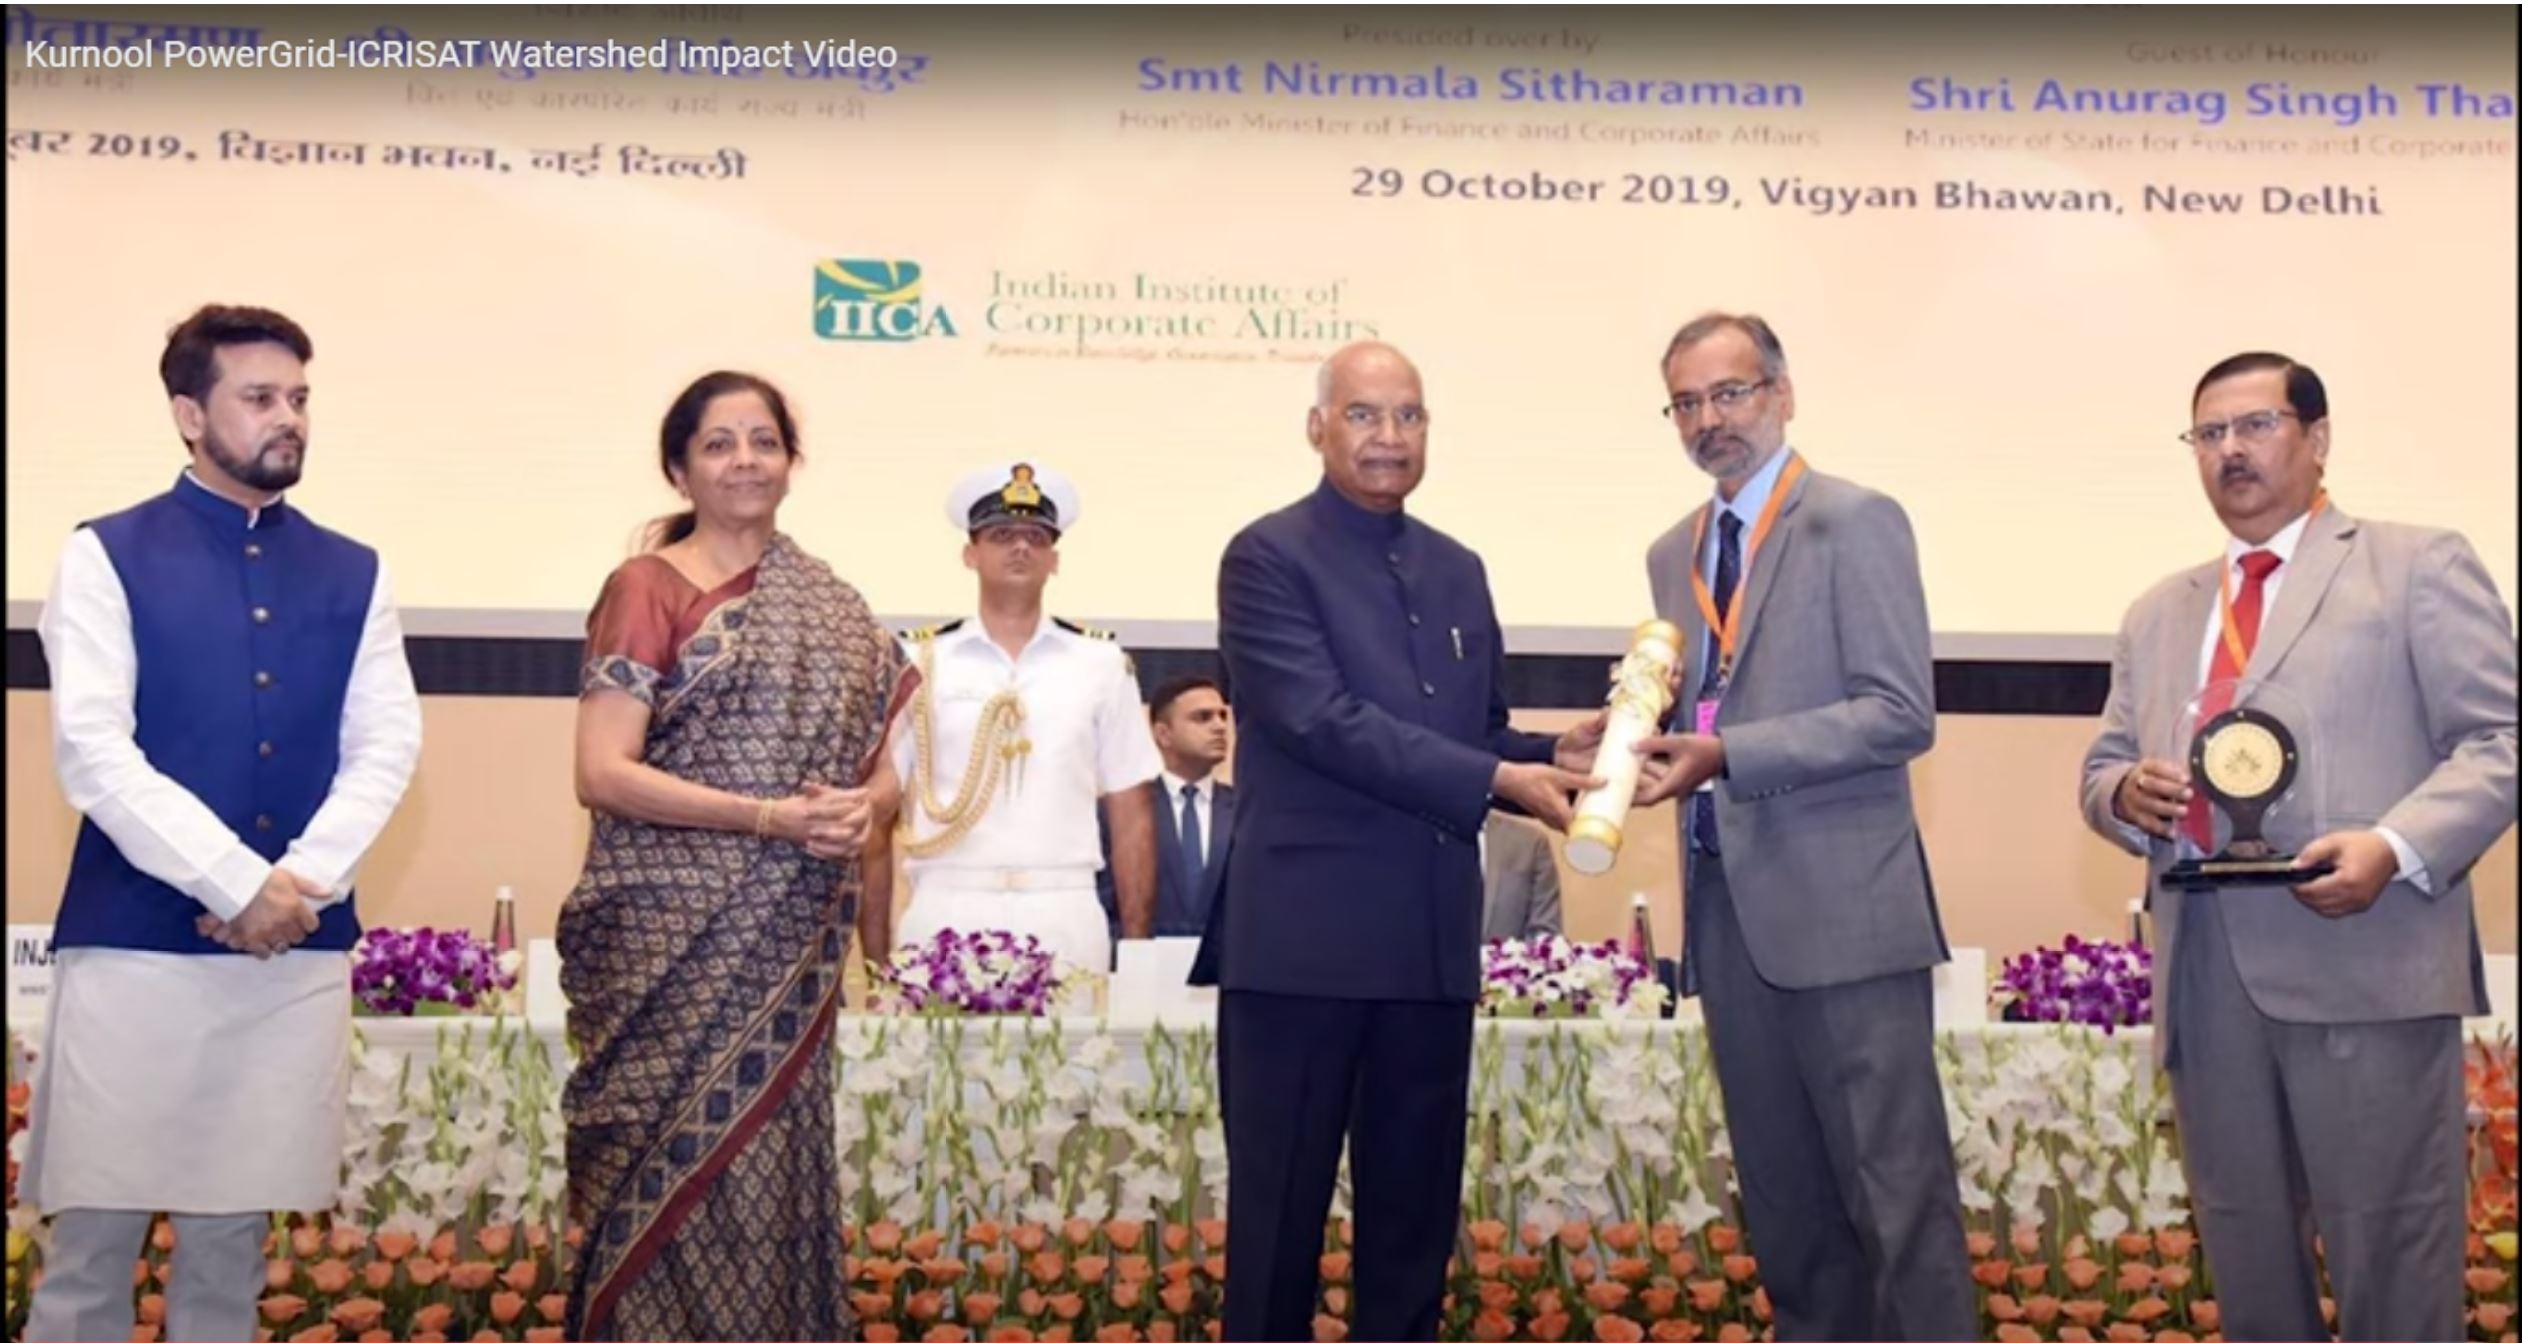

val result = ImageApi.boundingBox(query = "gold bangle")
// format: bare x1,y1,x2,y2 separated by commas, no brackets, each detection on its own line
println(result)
755,797,776,841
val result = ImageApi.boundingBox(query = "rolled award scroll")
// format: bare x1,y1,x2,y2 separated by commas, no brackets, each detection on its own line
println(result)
1564,619,1685,876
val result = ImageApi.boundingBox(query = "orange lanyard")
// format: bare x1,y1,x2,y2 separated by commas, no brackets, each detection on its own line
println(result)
1690,452,1806,683
2216,488,2327,671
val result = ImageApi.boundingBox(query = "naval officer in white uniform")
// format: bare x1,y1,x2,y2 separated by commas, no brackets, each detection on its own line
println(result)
879,462,1161,977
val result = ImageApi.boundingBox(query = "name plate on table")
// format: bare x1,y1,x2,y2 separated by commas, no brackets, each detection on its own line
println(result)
8,925,56,1022
1107,938,1213,1025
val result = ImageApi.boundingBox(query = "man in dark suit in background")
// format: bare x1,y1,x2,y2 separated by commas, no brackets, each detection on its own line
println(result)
1099,674,1236,939
1194,341,1604,1342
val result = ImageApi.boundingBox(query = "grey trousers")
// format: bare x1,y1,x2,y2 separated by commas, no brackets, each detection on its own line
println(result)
1687,854,1979,1342
2168,892,2466,1343
25,1209,267,1343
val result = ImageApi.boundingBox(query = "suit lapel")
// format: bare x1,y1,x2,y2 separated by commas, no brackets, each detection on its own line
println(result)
2246,507,2356,684
2167,565,2219,704
1150,779,1188,900
1724,467,1810,679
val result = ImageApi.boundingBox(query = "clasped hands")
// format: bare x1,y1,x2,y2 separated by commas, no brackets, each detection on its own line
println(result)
767,782,879,861
196,867,327,958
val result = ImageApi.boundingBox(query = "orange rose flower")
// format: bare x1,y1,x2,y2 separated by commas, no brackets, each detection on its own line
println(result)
539,1293,569,1324
962,1291,1004,1326
1611,1257,1654,1285
1097,1327,1139,1343
1112,1281,1144,1311
1596,1317,1646,1343
869,1223,907,1255
1163,1224,1193,1255
2123,1296,2171,1324
490,1291,526,1325
2023,1295,2062,1326
1720,1255,1757,1285
1104,1221,1145,1253
1585,1281,1633,1312
330,1298,386,1334
1029,1251,1069,1285
1318,1252,1351,1283
288,1325,339,1343
1986,1294,2024,1322
1995,1326,2043,1343
2115,1233,2155,1260
1715,1325,1751,1343
1469,1310,1515,1342
361,1261,395,1293
2012,1226,2044,1259
907,1291,945,1324
475,1223,514,1259
308,1260,354,1296
2064,1258,2104,1291
906,1231,946,1262
1312,1312,1346,1342
1967,1231,1997,1259
373,1230,418,1263
1650,1225,1686,1258
292,1226,324,1259
503,1258,540,1292
1470,1220,1510,1253
413,1303,455,1334
328,1224,368,1258
2014,1263,2051,1292
969,1220,1006,1250
448,1261,499,1292
1530,1311,1573,1341
1647,1322,1701,1343
1638,1285,1679,1318
1686,1279,1728,1313
1704,1226,1741,1255
2158,1265,2192,1292
407,1258,446,1288
2156,1229,2195,1261
864,1327,901,1343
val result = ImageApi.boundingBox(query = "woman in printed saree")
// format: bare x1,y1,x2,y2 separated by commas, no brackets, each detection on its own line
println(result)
558,370,911,1341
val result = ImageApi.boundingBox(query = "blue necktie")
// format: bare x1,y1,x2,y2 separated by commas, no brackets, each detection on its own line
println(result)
1178,782,1204,875
1691,511,1743,855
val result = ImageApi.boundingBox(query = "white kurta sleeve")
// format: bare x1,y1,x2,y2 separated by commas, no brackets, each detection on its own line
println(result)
280,559,423,905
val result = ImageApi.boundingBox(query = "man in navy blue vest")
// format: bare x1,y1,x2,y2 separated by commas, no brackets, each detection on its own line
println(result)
22,306,422,1343
1193,342,1604,1342
1097,674,1235,941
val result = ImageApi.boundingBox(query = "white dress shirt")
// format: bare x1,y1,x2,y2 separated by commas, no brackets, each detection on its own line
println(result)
1162,770,1216,869
2192,509,2429,890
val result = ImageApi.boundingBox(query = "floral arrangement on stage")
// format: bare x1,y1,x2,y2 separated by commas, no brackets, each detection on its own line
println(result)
350,927,517,1018
869,929,1080,1017
3,1018,2514,1342
1990,936,2153,1033
1479,935,1670,1021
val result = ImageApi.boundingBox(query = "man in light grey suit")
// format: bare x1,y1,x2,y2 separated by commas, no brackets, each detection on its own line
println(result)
1630,313,1974,1342
1480,812,1562,940
2081,351,2516,1343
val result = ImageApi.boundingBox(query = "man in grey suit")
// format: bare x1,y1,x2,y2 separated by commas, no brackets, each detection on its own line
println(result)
1630,312,1975,1342
2080,352,2516,1343
1480,812,1562,940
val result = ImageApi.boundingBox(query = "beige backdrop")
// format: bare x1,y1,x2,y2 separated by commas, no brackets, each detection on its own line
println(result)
10,695,2511,980
4,6,2515,638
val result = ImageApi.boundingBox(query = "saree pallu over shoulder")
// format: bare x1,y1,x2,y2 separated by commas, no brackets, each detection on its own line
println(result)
558,534,910,1341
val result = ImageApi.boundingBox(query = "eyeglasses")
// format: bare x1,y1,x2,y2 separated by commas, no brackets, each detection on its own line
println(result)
1338,404,1429,432
1663,379,1773,421
2180,409,2300,448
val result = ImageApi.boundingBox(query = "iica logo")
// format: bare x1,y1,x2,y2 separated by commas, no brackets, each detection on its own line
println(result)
815,259,959,342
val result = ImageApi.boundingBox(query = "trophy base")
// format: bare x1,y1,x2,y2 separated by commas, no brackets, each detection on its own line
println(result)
1566,816,1621,876
2163,856,2339,891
